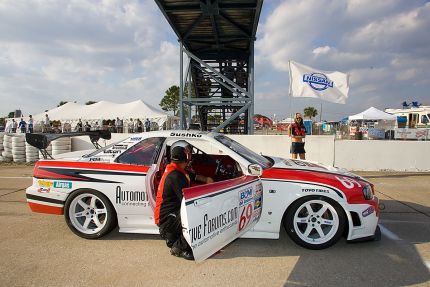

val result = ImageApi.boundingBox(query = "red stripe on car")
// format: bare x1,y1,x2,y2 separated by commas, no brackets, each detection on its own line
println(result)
28,202,63,215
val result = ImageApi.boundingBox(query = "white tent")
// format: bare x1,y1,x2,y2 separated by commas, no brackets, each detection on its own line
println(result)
348,107,397,121
12,100,173,132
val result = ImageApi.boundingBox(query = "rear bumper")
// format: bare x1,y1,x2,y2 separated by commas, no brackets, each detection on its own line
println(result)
26,186,65,215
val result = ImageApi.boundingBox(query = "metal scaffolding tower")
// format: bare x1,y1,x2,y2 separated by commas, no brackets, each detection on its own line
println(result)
155,0,263,134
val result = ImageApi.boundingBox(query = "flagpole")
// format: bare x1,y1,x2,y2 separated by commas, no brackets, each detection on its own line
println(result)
288,60,293,127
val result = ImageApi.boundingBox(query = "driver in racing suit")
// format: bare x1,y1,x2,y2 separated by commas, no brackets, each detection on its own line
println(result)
153,146,195,260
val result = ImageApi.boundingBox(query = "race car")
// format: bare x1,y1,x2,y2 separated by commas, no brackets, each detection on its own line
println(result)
26,130,379,261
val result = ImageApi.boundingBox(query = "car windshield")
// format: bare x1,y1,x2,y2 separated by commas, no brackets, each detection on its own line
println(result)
214,134,273,169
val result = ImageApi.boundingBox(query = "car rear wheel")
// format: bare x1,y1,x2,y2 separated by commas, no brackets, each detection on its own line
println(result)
65,190,117,239
284,196,346,250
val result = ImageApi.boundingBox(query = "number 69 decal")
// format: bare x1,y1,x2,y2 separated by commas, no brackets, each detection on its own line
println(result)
238,203,253,231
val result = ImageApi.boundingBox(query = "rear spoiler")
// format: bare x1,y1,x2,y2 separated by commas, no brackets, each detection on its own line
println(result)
26,130,111,159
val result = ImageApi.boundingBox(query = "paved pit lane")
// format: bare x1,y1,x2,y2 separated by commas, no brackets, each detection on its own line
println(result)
0,165,429,287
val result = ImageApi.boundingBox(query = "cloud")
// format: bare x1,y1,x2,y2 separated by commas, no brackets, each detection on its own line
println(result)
0,0,177,116
254,0,430,119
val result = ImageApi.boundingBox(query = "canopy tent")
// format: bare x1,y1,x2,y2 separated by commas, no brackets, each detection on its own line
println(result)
7,100,174,132
348,107,397,121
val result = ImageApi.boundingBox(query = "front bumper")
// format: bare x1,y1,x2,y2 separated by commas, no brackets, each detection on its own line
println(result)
346,196,380,241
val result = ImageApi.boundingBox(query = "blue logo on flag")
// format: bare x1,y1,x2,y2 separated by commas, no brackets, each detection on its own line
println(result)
303,73,333,91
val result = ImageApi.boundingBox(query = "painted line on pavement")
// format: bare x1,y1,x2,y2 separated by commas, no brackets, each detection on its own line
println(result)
0,176,32,179
425,261,430,272
379,224,402,241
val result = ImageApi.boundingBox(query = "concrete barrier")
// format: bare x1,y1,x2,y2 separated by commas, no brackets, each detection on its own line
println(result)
70,133,430,172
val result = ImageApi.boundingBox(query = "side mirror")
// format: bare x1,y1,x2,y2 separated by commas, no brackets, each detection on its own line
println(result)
248,164,263,177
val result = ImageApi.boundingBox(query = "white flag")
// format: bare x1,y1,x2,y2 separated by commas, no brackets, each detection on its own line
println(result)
289,61,349,104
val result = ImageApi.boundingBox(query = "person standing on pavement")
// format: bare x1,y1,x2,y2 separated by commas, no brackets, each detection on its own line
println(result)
18,118,27,133
288,113,307,160
11,119,17,133
154,146,194,260
145,118,151,132
28,115,34,133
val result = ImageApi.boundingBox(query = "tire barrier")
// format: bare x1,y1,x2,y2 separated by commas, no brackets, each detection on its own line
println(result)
51,138,71,156
11,134,26,163
0,133,72,162
2,134,14,162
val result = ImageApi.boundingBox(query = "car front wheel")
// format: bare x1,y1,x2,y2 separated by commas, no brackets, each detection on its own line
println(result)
64,190,117,239
284,196,346,250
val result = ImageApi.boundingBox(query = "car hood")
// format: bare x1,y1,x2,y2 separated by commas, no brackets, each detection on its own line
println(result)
268,156,364,180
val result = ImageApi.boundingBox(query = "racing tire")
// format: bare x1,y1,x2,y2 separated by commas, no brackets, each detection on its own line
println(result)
284,196,346,250
64,189,117,239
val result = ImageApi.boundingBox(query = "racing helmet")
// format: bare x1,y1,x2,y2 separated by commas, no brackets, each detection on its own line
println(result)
171,140,192,163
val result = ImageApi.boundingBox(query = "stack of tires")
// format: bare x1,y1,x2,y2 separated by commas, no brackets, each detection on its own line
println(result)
51,138,71,156
25,141,39,163
0,132,5,162
2,134,13,162
12,135,26,163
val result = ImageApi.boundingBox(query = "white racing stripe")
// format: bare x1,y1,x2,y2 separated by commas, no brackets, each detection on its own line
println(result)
379,224,402,241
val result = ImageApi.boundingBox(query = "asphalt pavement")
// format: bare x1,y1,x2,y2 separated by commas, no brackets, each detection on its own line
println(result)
0,165,429,287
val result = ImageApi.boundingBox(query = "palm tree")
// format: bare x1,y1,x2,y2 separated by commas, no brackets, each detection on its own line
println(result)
304,107,318,120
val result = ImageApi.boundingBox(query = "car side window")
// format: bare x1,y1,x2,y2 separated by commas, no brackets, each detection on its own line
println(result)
116,137,165,166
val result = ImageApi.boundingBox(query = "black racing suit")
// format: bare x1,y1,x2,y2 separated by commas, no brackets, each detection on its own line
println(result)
154,163,192,252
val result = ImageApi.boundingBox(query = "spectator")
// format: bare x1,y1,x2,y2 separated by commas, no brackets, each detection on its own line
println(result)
43,114,50,133
84,121,91,132
94,122,100,130
128,118,134,133
76,119,83,132
288,113,307,160
63,122,72,133
11,119,17,133
137,119,143,133
172,120,179,130
18,118,27,133
116,117,123,133
28,115,34,133
145,118,151,132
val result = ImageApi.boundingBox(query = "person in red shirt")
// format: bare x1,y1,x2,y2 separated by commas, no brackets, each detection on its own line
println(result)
154,146,194,260
288,113,307,160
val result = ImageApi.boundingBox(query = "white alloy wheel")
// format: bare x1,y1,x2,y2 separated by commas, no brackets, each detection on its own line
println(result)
65,190,117,239
68,193,108,235
293,199,339,245
285,196,346,250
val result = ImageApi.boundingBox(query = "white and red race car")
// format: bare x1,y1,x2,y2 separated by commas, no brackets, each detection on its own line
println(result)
26,130,379,261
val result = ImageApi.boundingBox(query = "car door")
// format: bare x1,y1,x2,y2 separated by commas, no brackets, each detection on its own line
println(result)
181,175,263,262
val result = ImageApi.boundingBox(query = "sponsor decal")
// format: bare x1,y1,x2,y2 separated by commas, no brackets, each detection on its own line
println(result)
38,180,53,188
103,150,122,154
302,188,329,194
89,157,102,162
303,73,334,91
335,176,362,189
362,206,375,217
37,187,50,193
290,159,324,169
53,181,72,189
239,187,253,207
189,207,238,249
170,132,202,138
112,144,128,150
130,137,142,141
115,186,148,206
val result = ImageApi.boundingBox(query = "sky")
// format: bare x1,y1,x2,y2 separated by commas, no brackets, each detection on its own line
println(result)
0,0,429,121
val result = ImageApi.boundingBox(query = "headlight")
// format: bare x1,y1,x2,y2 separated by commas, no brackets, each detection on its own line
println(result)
362,185,373,200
